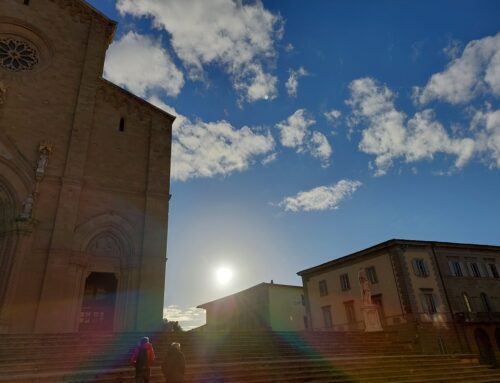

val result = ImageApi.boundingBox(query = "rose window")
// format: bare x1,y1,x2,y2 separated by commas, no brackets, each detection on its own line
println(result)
0,38,38,71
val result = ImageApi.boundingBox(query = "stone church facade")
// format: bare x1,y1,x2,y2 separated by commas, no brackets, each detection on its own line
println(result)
0,0,174,333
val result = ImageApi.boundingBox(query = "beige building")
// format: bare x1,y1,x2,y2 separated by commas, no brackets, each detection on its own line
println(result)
198,282,306,331
298,239,500,358
0,0,174,333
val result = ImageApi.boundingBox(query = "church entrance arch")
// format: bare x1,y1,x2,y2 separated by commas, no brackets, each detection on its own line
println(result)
474,327,496,366
79,272,117,332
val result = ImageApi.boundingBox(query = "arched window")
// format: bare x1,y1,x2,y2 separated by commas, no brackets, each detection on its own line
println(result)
119,117,125,132
463,292,473,313
480,293,492,313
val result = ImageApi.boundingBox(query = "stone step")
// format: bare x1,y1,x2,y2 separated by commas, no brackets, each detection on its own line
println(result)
0,356,488,383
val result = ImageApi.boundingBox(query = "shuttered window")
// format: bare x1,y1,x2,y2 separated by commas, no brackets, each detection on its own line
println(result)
412,258,429,277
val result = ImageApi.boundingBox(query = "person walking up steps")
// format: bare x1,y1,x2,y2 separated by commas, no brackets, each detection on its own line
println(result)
161,342,185,383
130,336,156,383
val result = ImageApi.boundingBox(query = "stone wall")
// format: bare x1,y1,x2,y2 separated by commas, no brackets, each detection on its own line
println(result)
0,0,173,333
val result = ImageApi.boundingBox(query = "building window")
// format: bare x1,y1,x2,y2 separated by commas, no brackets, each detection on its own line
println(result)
344,301,356,323
480,293,492,313
469,262,481,278
489,264,500,278
412,258,429,277
319,280,328,296
322,306,332,328
449,260,464,277
463,292,473,313
366,266,378,284
119,117,125,132
422,293,437,314
340,273,350,291
371,294,385,318
301,294,305,306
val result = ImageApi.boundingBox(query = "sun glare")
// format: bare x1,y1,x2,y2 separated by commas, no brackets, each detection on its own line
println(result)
216,267,233,285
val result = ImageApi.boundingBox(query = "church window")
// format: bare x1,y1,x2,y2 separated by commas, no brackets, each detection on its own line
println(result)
319,280,328,296
119,117,125,132
0,38,38,71
340,273,350,291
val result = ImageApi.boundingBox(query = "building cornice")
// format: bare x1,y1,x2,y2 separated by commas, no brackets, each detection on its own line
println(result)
48,0,116,44
98,78,176,123
297,239,500,277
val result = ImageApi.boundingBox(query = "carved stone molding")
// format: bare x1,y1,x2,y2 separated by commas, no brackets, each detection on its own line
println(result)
96,84,151,122
0,81,6,104
47,0,115,40
48,0,93,24
87,232,122,258
0,38,38,72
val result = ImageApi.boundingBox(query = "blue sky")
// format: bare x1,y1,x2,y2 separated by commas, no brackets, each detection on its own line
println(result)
87,0,500,329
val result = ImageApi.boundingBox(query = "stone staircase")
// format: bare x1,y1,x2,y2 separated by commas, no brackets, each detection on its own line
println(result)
0,331,499,382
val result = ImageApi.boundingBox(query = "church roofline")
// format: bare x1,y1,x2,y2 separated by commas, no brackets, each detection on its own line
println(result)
69,0,117,44
99,78,176,122
297,239,500,277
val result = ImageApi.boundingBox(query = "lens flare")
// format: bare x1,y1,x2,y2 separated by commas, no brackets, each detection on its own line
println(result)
216,267,233,285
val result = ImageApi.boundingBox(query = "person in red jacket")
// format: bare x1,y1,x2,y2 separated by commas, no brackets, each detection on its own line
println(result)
130,336,156,383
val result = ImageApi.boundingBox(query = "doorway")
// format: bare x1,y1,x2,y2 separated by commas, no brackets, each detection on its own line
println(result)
475,327,496,366
79,272,117,332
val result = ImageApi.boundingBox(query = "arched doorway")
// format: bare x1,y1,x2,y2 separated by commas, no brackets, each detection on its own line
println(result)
475,328,496,366
79,272,117,332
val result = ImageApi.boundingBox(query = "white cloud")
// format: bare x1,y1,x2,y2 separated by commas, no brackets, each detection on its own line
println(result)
324,109,342,122
308,131,332,167
116,0,283,103
471,106,500,168
276,109,315,149
275,109,332,166
347,77,475,175
104,31,184,98
286,67,308,97
414,32,500,105
279,180,362,212
163,305,206,330
262,152,277,165
443,39,463,60
149,96,275,181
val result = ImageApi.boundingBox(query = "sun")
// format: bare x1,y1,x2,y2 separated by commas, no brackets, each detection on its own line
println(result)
215,267,233,285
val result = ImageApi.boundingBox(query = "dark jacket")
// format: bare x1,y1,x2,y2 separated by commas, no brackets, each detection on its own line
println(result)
130,342,156,369
161,346,185,382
